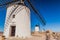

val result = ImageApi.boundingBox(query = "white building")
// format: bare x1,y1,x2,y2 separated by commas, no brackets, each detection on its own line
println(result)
4,4,31,38
35,25,40,32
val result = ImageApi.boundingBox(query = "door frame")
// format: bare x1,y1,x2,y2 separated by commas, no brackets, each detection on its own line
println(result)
10,25,16,37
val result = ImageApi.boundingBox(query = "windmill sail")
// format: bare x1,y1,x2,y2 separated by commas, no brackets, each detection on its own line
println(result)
27,0,46,25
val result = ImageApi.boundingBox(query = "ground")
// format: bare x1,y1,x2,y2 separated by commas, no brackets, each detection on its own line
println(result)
0,30,60,40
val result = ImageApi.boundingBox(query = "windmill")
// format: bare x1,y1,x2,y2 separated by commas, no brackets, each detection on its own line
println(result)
0,0,46,38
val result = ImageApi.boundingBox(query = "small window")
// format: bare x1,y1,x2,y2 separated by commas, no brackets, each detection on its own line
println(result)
13,15,15,18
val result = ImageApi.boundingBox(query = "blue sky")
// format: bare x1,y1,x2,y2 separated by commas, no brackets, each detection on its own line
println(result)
0,0,60,32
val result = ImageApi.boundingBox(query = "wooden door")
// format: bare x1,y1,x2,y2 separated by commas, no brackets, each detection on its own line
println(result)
11,26,16,36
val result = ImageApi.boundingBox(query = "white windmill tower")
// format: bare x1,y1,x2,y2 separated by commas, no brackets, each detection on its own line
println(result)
0,0,46,38
35,25,40,32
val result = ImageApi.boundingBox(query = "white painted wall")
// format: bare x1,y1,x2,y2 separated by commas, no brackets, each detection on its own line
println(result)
4,5,15,38
15,5,31,38
4,5,31,38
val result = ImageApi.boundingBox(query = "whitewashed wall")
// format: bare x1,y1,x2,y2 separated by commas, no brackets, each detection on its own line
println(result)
4,5,15,38
4,5,31,38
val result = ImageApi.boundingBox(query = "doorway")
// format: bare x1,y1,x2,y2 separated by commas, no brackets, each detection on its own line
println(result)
10,26,16,36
